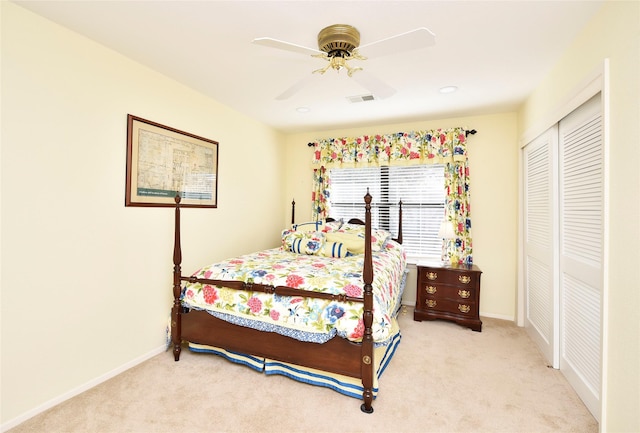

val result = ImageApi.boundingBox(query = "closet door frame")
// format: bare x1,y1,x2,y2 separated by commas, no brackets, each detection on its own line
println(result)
518,60,610,423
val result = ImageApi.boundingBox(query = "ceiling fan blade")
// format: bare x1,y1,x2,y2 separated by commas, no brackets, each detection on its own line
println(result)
252,37,321,56
275,74,316,100
352,71,396,99
358,27,435,58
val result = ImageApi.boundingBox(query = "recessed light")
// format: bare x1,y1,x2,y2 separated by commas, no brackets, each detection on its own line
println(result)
439,86,458,94
296,106,310,113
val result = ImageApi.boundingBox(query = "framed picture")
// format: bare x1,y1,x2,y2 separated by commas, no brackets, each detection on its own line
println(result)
126,115,218,208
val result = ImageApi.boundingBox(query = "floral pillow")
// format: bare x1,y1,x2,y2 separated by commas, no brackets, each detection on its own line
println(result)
281,230,324,255
371,229,392,251
338,222,366,234
322,219,343,233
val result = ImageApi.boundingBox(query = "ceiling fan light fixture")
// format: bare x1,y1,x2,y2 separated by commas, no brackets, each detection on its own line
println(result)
313,56,362,77
312,24,366,77
317,24,360,55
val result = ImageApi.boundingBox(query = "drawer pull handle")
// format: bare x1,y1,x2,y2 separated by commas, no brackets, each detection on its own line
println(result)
458,289,471,299
427,272,438,280
458,275,471,284
458,304,471,313
426,286,437,294
426,300,437,308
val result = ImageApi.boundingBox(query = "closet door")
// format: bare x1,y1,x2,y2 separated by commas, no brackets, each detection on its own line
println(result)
523,127,558,367
558,93,603,420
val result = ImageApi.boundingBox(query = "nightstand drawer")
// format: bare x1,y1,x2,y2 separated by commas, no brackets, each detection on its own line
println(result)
420,283,476,301
418,268,479,287
421,297,476,315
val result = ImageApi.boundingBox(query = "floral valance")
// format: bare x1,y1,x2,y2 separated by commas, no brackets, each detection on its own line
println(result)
311,127,469,167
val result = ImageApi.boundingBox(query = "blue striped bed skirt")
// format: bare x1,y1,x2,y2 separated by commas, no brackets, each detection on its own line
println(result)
187,318,402,400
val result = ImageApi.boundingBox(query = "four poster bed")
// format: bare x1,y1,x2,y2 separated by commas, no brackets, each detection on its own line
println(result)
170,192,406,413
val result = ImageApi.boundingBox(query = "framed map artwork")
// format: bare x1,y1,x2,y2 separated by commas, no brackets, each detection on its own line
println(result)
125,115,218,208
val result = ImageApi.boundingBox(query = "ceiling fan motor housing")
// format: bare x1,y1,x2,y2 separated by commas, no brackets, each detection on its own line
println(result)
317,24,360,57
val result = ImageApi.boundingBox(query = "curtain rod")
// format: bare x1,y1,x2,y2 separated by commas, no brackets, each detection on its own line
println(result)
307,129,477,147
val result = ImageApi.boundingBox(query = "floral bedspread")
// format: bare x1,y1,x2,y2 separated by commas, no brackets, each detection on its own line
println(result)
181,240,406,344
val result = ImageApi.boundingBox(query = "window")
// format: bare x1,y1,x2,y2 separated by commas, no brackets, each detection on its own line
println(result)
329,165,445,260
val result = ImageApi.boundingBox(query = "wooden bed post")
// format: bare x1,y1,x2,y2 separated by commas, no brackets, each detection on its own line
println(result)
361,190,375,413
171,193,183,361
291,199,295,225
397,200,403,245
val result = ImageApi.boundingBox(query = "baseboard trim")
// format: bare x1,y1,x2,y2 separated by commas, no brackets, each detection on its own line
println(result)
402,304,516,323
480,311,516,322
1,345,167,432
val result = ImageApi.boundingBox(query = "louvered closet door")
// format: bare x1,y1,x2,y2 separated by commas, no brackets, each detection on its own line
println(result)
523,127,558,367
558,93,603,421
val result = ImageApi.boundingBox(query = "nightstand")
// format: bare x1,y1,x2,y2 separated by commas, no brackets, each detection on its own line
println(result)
413,263,482,331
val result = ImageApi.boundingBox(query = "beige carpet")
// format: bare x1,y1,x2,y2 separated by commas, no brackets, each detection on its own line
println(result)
9,308,597,433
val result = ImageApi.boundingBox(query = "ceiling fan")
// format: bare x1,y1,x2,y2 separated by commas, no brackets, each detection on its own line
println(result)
252,24,435,100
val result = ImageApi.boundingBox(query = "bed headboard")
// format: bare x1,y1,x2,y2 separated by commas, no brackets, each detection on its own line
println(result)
325,202,403,245
326,217,365,225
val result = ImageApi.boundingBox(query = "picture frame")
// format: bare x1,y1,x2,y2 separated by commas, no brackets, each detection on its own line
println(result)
125,115,218,208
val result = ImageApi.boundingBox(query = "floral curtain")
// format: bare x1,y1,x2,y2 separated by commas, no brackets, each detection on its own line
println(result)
312,166,330,220
444,159,473,265
310,127,473,264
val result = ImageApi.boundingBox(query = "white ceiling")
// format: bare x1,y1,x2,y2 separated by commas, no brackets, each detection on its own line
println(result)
14,0,604,134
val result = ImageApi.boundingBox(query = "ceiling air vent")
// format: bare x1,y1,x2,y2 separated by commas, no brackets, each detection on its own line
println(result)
347,94,377,103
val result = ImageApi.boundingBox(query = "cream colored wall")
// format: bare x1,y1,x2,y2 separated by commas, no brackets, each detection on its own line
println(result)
284,113,519,320
517,1,639,431
1,3,284,426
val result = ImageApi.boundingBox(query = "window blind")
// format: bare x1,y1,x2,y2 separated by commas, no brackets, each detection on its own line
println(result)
330,165,445,259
